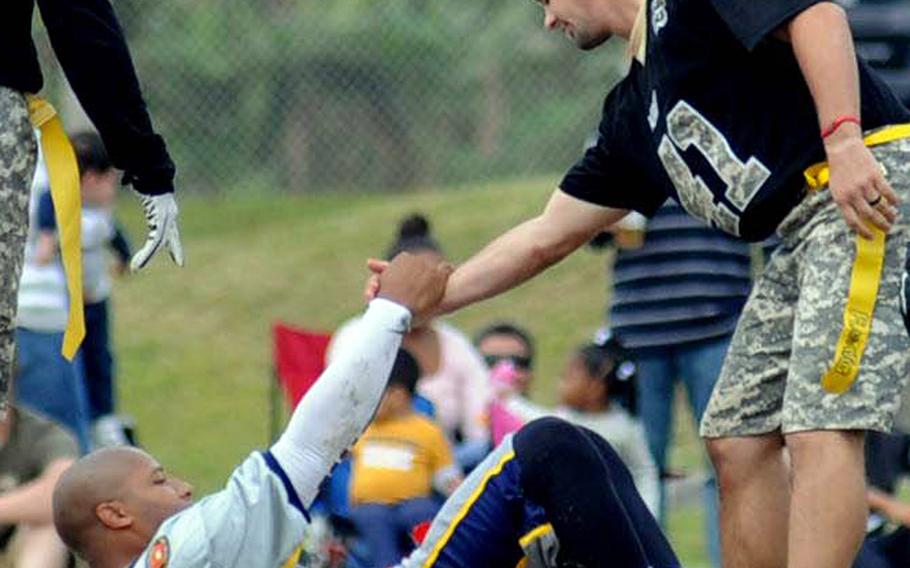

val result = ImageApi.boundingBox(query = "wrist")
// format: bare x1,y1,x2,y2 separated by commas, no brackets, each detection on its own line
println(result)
124,169,176,196
822,114,862,142
823,121,863,153
366,298,412,333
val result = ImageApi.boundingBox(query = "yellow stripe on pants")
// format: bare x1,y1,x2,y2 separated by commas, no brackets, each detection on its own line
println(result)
26,96,84,360
803,123,910,394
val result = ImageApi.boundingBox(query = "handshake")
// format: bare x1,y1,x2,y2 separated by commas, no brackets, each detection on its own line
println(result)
370,253,453,323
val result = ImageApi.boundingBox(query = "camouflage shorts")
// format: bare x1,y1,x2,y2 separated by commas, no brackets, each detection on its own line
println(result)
701,135,910,437
0,88,37,416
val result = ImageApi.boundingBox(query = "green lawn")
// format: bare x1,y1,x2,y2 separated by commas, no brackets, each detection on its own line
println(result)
112,178,713,566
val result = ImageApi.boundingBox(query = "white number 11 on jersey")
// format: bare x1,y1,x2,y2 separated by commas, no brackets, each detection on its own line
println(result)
657,100,771,237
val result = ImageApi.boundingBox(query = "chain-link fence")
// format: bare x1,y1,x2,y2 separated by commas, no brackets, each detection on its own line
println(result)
34,1,628,193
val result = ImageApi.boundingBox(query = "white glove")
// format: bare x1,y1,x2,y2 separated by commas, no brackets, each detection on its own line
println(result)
130,193,185,272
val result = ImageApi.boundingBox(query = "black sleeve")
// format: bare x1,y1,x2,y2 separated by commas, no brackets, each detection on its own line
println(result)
559,93,666,218
36,0,175,195
707,0,823,51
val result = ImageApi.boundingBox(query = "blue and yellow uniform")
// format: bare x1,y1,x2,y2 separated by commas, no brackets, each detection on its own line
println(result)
399,418,681,568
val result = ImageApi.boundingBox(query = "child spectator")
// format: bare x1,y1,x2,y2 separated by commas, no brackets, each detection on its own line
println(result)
494,337,660,517
348,350,461,567
47,132,132,447
15,146,91,453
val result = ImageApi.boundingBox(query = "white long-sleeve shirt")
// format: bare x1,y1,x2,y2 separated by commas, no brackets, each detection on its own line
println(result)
129,299,411,568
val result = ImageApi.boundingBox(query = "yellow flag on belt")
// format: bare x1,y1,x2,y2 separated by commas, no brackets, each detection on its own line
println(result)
803,123,910,394
26,96,84,361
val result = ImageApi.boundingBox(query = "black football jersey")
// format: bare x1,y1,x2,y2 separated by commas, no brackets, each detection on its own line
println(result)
561,0,910,241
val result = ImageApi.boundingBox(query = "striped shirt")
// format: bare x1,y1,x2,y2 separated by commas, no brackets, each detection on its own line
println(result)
608,201,756,352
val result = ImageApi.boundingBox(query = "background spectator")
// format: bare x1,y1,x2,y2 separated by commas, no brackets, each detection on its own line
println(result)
853,487,910,567
330,214,492,469
493,336,660,517
855,429,910,567
475,322,536,399
14,146,91,453
348,349,462,567
69,131,133,448
0,369,78,568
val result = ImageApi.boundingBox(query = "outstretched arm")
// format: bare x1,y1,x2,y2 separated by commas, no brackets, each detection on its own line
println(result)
270,253,451,508
269,298,410,508
366,190,626,317
437,189,626,314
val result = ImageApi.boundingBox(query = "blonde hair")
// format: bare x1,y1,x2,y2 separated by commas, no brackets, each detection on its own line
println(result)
627,0,648,62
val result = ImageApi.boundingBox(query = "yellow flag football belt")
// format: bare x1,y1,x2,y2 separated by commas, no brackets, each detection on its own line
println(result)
803,123,910,394
26,95,84,361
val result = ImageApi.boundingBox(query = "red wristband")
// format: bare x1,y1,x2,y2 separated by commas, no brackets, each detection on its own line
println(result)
821,115,862,139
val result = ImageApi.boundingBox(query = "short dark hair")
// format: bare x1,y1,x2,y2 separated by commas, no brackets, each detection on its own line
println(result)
474,322,535,366
387,349,421,395
70,131,112,175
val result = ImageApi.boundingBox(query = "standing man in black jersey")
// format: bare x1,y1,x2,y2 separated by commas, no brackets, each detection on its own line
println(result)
1,0,184,415
367,1,910,566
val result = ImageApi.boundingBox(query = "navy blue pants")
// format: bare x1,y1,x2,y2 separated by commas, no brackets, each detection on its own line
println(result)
83,300,115,420
854,527,910,568
401,417,680,567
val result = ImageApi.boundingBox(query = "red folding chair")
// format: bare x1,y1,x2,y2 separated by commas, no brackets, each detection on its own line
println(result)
270,321,332,441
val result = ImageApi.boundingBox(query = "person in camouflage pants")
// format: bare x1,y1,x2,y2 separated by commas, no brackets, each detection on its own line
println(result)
701,137,910,438
0,88,38,418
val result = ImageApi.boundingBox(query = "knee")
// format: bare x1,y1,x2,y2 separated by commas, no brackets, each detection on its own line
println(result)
786,430,865,474
706,435,783,488
514,417,594,484
514,417,584,462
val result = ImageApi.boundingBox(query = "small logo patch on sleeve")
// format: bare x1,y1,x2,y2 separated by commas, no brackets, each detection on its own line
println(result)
148,536,170,568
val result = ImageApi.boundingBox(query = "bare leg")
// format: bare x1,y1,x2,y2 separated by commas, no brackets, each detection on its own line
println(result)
786,430,866,568
707,432,790,568
14,524,69,568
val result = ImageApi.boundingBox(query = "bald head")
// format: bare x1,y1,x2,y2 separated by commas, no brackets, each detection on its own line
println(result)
53,447,193,562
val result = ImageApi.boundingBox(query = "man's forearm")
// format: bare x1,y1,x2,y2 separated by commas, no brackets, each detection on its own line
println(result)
270,299,410,508
0,459,72,526
440,189,626,314
788,2,861,129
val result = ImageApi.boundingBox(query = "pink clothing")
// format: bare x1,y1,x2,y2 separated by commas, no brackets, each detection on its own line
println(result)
328,318,492,443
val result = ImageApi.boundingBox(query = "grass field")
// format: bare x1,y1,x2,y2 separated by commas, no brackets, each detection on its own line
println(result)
112,177,713,566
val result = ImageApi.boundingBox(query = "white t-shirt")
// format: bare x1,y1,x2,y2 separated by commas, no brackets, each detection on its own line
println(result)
130,452,307,568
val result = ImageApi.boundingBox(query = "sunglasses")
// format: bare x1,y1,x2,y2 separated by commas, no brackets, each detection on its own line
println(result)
483,354,532,370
